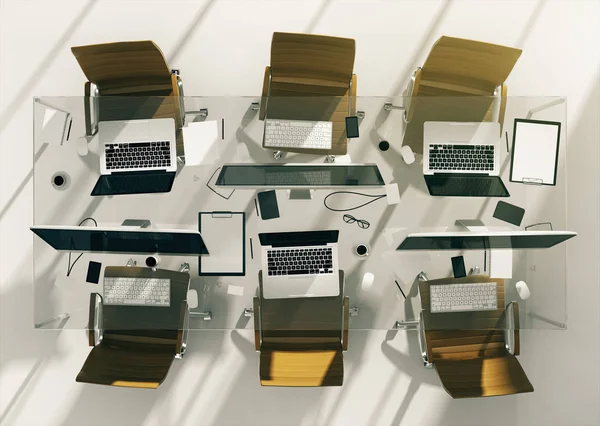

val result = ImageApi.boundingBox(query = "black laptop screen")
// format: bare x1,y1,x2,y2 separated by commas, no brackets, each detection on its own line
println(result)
259,230,339,248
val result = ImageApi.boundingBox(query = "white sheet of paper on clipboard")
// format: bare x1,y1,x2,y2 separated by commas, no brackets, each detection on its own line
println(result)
198,212,246,276
510,119,561,186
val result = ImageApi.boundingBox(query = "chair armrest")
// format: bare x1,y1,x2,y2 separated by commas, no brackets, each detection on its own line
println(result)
505,301,520,355
176,301,189,357
253,297,261,351
498,84,508,137
404,68,422,124
342,297,350,351
87,293,103,346
84,82,99,137
171,72,185,128
417,311,431,366
348,74,357,117
258,66,271,121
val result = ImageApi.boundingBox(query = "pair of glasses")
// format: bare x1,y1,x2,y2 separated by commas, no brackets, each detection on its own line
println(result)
343,214,370,229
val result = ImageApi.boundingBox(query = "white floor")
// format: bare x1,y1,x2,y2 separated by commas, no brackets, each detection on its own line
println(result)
1,1,599,425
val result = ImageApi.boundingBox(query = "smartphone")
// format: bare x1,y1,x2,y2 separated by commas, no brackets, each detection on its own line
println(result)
86,261,102,284
493,201,525,226
257,190,280,220
345,116,359,138
451,256,467,279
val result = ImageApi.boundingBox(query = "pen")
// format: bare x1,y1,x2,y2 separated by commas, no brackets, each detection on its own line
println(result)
254,198,259,217
250,238,254,259
221,118,225,140
505,131,510,153
395,280,406,299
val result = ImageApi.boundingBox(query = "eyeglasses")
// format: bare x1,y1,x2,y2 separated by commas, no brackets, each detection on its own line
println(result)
343,214,370,229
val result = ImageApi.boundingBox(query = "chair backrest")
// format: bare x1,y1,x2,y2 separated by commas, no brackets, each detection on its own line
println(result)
256,271,345,386
270,32,355,88
71,40,173,95
403,36,521,154
101,266,190,345
419,276,508,362
417,36,522,96
258,270,344,350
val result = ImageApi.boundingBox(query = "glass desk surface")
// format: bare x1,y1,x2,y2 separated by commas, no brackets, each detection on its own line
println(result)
32,96,569,331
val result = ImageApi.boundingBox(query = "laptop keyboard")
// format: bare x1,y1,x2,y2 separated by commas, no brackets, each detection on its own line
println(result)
105,141,172,170
428,144,495,172
267,247,333,276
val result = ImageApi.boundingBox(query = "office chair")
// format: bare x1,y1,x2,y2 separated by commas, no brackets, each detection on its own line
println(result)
76,265,192,388
71,40,187,156
250,270,349,386
402,273,533,398
385,36,522,157
258,32,358,159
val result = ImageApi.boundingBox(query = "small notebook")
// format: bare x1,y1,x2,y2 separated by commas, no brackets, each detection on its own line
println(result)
510,119,561,186
198,212,245,276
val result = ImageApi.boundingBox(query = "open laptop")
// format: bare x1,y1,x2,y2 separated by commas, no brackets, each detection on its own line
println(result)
91,118,177,196
258,230,340,299
423,122,509,197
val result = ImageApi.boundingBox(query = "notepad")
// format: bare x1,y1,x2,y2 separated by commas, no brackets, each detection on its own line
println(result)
510,119,561,186
198,212,246,276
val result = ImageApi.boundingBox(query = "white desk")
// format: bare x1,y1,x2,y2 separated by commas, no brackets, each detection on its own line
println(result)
32,96,570,331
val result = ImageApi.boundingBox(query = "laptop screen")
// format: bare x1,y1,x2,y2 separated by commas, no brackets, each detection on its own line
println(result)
259,230,339,248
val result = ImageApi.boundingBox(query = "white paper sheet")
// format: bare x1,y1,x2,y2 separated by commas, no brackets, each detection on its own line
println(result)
182,121,220,166
510,120,560,185
489,249,513,279
199,212,245,275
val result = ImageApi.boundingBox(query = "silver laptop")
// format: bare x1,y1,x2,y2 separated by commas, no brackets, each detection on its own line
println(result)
258,230,340,299
422,121,509,197
98,118,177,175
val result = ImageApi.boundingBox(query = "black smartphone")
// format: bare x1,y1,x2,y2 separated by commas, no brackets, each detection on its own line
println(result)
86,261,102,284
345,116,359,138
493,200,525,226
451,256,467,278
257,190,280,220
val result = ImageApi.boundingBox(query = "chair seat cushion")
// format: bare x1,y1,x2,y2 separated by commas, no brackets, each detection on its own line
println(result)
76,341,175,388
434,355,533,398
260,349,343,387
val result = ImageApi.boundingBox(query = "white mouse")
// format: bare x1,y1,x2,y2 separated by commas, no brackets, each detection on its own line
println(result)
361,272,375,291
400,145,415,165
76,136,89,156
515,281,530,300
186,289,199,308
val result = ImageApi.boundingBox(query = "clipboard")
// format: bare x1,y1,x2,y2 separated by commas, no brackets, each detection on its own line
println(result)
510,119,561,186
198,211,246,276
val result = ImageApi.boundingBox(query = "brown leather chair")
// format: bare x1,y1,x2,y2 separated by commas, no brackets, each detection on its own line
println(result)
415,274,533,398
76,266,191,389
400,36,522,155
71,40,185,154
258,32,357,157
252,270,349,386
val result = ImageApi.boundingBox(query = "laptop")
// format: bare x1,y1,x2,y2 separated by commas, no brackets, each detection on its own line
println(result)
258,230,340,299
91,118,177,196
423,122,509,197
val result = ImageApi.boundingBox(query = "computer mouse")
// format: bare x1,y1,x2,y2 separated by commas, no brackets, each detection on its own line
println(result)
400,145,415,165
515,281,530,300
187,289,199,309
361,272,375,290
76,136,89,156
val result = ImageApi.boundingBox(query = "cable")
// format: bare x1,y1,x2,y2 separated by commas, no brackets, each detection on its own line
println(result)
323,191,386,212
206,167,235,200
343,214,370,229
66,217,97,277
